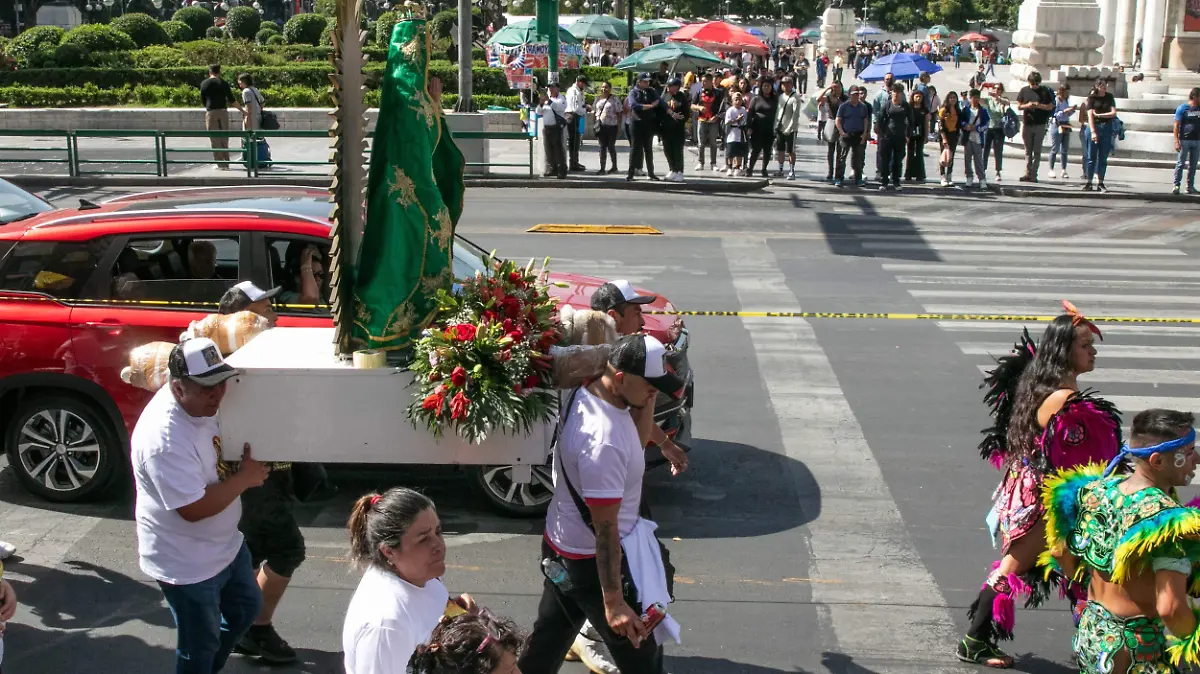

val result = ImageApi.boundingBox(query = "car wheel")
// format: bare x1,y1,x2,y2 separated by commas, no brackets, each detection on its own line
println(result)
4,395,122,502
467,463,554,517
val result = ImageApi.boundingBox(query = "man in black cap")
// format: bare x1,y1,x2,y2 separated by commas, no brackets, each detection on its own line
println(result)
219,281,279,327
519,333,682,674
565,74,591,172
625,73,662,182
660,76,691,182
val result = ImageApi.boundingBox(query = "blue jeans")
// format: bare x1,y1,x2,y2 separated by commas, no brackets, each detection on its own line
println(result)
1080,126,1093,177
1049,126,1071,170
1087,122,1113,183
1174,139,1200,188
158,543,262,674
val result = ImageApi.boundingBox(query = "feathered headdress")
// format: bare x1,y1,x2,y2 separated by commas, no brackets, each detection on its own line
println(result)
1062,299,1103,340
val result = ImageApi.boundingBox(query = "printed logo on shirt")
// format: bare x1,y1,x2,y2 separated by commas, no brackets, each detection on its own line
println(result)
213,436,233,480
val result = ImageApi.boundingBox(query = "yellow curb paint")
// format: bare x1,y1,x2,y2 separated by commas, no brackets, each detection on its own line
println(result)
527,224,663,235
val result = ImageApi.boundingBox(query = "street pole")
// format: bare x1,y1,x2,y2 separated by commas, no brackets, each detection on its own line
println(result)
455,0,475,110
536,0,559,84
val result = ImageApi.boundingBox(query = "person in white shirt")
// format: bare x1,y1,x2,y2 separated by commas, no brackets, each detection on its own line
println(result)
538,82,568,179
342,488,478,674
774,76,801,180
565,75,591,172
132,338,269,674
519,334,682,674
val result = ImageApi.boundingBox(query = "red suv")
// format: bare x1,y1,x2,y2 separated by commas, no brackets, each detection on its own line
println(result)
0,186,693,514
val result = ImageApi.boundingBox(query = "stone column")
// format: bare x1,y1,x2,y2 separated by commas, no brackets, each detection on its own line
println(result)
818,7,855,55
1134,0,1148,55
1008,0,1104,92
1113,0,1138,63
1141,0,1167,76
1097,0,1117,64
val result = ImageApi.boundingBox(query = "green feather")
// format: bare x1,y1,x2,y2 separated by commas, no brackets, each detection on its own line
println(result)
1041,463,1106,548
1113,507,1200,582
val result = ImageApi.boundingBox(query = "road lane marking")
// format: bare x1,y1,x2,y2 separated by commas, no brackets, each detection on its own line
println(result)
860,242,1185,255
974,365,1200,386
960,343,1200,359
911,290,1200,305
885,263,1200,278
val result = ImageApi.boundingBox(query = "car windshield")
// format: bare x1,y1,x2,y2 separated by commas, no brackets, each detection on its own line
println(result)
0,179,53,226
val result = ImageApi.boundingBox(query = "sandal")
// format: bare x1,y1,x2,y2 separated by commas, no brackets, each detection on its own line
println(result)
956,637,1014,668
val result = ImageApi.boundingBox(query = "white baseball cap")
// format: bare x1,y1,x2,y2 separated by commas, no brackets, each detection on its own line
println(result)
591,279,657,313
169,338,242,387
609,334,683,395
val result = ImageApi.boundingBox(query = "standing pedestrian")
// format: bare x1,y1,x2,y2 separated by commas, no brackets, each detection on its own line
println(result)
746,76,779,178
1083,79,1117,192
626,73,662,182
834,86,869,187
819,82,847,181
774,76,800,180
1047,85,1078,180
905,89,929,183
565,75,591,172
816,51,828,88
871,73,897,180
538,82,568,179
133,338,268,674
1172,87,1200,195
518,334,682,674
937,90,963,187
877,82,913,191
724,92,749,176
691,73,725,172
593,82,622,175
962,88,991,188
199,64,243,170
984,84,1010,182
1016,71,1055,182
833,49,844,82
660,76,690,182
795,54,810,94
237,73,264,132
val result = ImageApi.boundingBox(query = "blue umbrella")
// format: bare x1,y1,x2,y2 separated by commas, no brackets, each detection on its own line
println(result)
855,24,882,38
746,27,767,37
857,52,943,81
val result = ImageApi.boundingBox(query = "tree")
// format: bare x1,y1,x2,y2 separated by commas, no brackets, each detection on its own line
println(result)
925,0,969,29
225,6,263,40
110,12,171,47
172,5,215,38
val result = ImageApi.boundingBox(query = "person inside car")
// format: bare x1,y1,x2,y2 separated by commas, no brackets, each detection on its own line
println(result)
187,240,220,280
278,242,327,310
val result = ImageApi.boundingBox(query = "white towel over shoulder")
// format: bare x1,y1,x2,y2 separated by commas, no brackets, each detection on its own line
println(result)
620,518,681,645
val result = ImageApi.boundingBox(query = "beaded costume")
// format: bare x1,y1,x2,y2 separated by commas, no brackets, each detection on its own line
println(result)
1044,463,1200,674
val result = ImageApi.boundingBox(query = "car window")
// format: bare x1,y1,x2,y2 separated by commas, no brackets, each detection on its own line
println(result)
267,236,331,315
452,240,490,279
0,179,53,226
108,236,240,307
0,238,111,299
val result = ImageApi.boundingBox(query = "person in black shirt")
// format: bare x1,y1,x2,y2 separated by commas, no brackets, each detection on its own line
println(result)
877,82,913,190
199,64,244,169
795,55,810,94
745,76,779,178
660,76,691,182
626,73,662,182
1083,78,1118,192
1015,70,1055,181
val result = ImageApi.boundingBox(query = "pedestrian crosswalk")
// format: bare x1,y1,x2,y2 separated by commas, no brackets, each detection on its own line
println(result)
874,230,1200,427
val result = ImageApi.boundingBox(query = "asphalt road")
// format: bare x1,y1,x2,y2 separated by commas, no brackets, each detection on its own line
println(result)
5,185,1200,674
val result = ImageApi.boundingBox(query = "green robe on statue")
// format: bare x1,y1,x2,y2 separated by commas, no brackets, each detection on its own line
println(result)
351,14,465,351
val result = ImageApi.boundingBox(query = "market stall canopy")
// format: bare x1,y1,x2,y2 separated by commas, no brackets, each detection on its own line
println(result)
800,27,820,38
746,27,767,37
857,51,943,81
568,14,630,41
854,23,882,38
957,31,998,42
614,41,725,72
487,18,581,46
777,27,804,40
666,20,768,55
634,18,682,36
927,24,954,39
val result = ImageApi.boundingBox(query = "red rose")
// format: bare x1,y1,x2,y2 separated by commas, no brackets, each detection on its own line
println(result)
523,374,541,389
450,366,468,388
451,323,477,341
506,328,524,342
502,318,515,332
513,383,523,394
421,391,445,412
503,297,522,319
481,310,498,323
450,391,470,420
508,271,527,287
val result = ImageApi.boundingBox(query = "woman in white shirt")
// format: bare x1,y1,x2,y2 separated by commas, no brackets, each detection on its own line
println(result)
342,488,476,674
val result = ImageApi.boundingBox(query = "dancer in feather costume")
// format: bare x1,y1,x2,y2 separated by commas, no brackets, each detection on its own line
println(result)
958,302,1122,668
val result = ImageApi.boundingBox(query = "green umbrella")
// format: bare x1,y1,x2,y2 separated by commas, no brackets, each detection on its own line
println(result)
568,14,630,41
800,28,820,38
486,19,580,47
927,24,953,39
614,41,724,73
634,18,682,36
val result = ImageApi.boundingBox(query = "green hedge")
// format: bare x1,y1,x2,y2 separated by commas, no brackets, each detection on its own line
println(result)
225,7,262,41
171,6,215,41
284,13,327,46
7,26,64,67
161,20,195,43
111,13,171,48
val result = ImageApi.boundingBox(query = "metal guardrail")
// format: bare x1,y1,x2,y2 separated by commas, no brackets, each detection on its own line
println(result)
0,128,534,178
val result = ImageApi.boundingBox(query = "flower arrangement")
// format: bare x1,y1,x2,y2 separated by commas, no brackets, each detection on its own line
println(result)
407,254,562,444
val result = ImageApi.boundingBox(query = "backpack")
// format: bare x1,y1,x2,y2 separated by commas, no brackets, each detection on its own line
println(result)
1003,107,1020,139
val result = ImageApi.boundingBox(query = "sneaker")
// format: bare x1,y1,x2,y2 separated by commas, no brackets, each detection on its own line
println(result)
1173,185,1182,195
235,624,298,664
569,633,619,674
1082,182,1093,191
1048,170,1057,179
787,170,796,181
1189,187,1199,195
879,184,889,191
1062,171,1069,180
726,168,734,177
0,541,15,560
856,179,866,187
894,183,902,192
994,172,1001,182
694,163,705,172
833,180,844,187
738,169,748,177
941,178,950,187
773,169,785,177
1097,182,1108,193
966,179,977,188
979,179,988,189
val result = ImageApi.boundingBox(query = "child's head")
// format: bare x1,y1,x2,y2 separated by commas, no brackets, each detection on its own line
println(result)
412,612,524,674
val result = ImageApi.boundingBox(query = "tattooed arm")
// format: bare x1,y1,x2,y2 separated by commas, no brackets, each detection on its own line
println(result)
588,502,648,645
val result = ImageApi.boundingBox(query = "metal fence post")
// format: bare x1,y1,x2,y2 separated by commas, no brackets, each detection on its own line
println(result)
528,136,533,178
66,131,77,178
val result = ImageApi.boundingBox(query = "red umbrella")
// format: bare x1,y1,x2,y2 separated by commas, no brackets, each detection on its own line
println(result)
778,28,804,40
667,21,769,55
958,31,997,42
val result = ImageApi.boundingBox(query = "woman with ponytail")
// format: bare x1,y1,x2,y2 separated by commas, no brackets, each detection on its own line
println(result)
342,488,477,674
412,612,524,674
957,302,1121,668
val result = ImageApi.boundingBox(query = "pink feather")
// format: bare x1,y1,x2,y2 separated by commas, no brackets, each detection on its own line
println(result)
992,589,1015,634
1186,496,1200,509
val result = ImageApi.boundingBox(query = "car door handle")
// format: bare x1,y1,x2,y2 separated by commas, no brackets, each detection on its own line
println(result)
77,320,126,329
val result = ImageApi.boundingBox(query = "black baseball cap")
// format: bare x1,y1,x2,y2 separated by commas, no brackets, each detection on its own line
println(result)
168,338,242,387
609,334,684,395
219,280,280,315
590,280,657,313
638,72,652,81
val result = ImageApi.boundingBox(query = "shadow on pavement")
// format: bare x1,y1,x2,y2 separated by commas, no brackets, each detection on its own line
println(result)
4,622,176,671
224,648,344,673
815,196,942,262
666,655,804,673
9,560,174,631
1011,652,1077,674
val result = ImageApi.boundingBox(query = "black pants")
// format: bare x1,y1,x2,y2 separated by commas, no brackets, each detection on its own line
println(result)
825,137,838,178
519,541,663,674
542,125,566,178
628,121,656,178
597,124,619,171
835,134,865,181
747,127,774,175
240,468,306,578
905,136,926,181
566,113,583,168
797,72,808,94
879,134,905,185
662,126,685,173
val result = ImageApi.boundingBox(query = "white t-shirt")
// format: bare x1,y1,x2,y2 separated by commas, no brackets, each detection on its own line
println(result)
132,386,243,585
343,566,450,674
545,386,645,558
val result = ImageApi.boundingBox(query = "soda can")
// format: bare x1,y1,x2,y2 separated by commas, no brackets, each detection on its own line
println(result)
641,602,667,632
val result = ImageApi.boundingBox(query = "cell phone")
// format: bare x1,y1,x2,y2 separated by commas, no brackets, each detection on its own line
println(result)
641,602,667,632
